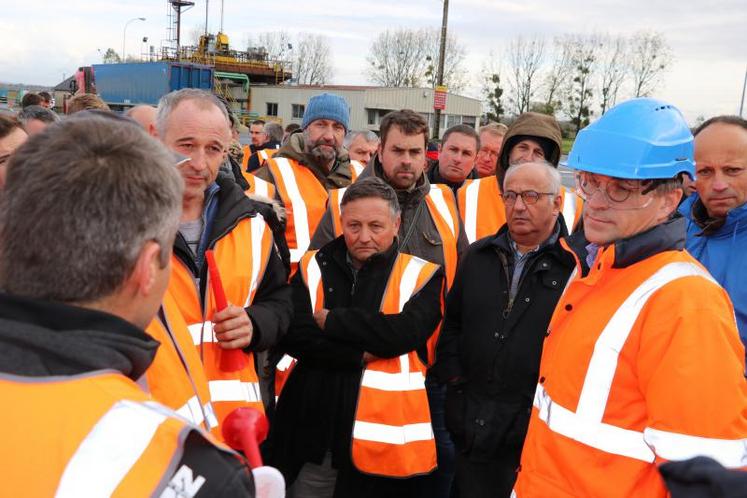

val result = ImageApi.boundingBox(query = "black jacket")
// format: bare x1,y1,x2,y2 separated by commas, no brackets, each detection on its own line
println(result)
265,236,444,490
0,292,254,497
435,221,575,461
247,140,281,173
173,173,292,352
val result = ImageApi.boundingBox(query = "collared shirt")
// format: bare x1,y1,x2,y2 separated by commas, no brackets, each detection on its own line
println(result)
508,224,560,301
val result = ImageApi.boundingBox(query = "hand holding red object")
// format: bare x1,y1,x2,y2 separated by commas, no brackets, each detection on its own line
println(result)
206,250,248,372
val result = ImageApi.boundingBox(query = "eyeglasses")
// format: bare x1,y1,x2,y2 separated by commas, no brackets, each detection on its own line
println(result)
501,190,555,205
575,172,654,210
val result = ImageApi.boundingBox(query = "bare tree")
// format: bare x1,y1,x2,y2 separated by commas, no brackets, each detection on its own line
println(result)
366,28,467,89
542,35,575,115
507,35,546,115
423,29,468,92
293,33,334,85
563,34,601,133
245,31,293,61
366,28,431,87
598,35,628,114
629,30,673,97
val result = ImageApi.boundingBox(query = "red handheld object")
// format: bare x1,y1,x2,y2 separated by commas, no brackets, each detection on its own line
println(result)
206,250,248,372
222,407,269,469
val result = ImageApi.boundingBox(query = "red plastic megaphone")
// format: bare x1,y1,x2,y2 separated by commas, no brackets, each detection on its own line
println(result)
206,250,248,372
222,407,269,469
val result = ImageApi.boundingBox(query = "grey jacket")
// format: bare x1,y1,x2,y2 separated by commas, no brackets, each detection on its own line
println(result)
309,155,469,271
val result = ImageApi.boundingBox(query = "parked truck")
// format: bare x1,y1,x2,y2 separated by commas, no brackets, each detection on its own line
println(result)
73,61,214,111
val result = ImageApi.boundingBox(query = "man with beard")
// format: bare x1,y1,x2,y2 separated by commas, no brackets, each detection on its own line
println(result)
254,93,355,271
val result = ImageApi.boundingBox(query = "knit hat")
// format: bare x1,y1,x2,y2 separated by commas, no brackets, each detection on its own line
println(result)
301,93,350,131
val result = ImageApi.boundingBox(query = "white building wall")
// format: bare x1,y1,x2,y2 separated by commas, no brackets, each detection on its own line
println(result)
248,85,481,138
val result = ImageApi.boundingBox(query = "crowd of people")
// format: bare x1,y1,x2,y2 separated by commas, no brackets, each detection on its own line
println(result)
0,87,745,498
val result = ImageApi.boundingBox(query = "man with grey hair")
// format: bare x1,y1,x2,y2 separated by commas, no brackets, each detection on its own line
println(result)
0,114,255,496
436,160,575,497
268,176,445,497
245,121,284,173
255,93,354,270
344,130,379,172
153,88,292,421
16,105,60,136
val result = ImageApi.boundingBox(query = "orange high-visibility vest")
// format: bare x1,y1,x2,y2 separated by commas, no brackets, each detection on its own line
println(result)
298,250,439,477
266,157,329,266
243,171,277,199
144,289,218,435
169,213,274,426
457,176,582,244
242,145,252,171
244,148,279,172
514,243,747,498
350,160,365,181
1,371,232,497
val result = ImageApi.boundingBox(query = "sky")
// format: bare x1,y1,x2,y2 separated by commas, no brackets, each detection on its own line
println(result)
1,0,745,124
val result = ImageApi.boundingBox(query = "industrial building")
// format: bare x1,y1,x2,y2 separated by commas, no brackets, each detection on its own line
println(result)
248,85,483,137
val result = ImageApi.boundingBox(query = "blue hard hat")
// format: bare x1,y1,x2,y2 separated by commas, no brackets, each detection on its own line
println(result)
564,98,694,180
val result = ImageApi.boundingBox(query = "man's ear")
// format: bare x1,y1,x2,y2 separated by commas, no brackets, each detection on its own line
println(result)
658,188,683,221
148,123,157,138
130,241,162,297
552,193,563,216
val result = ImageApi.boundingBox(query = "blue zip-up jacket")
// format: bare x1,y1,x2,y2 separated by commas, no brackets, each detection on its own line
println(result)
680,194,747,345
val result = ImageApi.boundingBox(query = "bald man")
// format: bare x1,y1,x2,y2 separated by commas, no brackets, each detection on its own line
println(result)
126,105,157,133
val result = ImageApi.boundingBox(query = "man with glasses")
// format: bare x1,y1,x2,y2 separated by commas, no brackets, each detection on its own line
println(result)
436,160,576,497
514,99,747,498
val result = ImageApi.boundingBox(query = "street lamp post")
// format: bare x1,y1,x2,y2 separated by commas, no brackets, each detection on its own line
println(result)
122,17,146,62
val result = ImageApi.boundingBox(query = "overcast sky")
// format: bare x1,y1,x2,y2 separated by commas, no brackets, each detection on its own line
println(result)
1,0,745,124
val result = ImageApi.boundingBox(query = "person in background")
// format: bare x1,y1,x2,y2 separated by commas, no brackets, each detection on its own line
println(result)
475,122,508,178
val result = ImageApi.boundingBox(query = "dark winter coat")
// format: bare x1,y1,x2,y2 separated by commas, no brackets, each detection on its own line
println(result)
265,236,444,495
435,221,574,462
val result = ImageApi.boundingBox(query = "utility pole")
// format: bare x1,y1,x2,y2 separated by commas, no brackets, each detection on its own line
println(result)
432,0,449,139
740,64,747,118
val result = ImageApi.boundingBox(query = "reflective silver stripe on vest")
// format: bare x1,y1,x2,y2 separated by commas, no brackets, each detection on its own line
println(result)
176,395,219,431
561,187,578,233
428,186,457,236
273,158,311,263
245,214,268,307
353,421,433,445
55,400,174,497
276,354,296,372
463,179,480,244
252,176,271,198
643,427,747,468
304,254,323,311
535,262,718,462
208,380,262,403
188,321,216,345
350,160,365,177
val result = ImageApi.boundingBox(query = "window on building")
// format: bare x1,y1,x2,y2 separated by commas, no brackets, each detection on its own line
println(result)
462,116,477,128
266,102,278,116
292,104,305,119
367,109,376,125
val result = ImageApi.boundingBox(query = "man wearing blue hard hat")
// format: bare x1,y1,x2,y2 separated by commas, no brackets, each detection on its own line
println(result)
514,98,747,498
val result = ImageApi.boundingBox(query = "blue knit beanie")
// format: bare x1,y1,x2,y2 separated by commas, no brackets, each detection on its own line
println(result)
301,93,350,131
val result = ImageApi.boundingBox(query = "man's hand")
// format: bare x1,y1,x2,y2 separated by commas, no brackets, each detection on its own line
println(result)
213,304,253,350
313,309,330,330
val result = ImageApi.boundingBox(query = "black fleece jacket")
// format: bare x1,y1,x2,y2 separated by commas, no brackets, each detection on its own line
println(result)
0,292,254,497
265,236,444,483
173,173,292,352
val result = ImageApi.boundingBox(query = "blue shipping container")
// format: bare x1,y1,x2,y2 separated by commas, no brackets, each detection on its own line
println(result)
92,62,213,107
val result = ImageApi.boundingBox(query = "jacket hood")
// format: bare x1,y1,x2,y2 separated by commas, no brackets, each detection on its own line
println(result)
0,292,158,379
498,112,563,184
